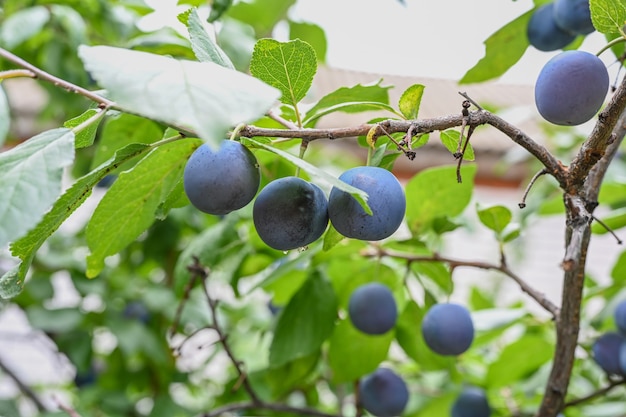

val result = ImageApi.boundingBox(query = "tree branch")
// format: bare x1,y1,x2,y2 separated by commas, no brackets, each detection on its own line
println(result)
563,378,626,408
0,354,48,413
361,247,560,317
202,401,341,417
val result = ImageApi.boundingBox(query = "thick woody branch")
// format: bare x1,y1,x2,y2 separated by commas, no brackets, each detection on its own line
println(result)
569,73,626,189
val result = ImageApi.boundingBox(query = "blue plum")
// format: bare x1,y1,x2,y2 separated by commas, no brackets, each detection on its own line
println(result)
348,282,397,335
614,299,626,335
451,386,491,417
527,3,576,51
535,50,609,126
421,303,474,356
554,0,594,35
123,300,151,324
359,368,409,417
253,176,329,250
592,332,626,376
328,166,405,241
183,140,260,215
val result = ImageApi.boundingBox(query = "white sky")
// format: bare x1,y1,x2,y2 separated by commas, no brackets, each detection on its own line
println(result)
291,0,614,86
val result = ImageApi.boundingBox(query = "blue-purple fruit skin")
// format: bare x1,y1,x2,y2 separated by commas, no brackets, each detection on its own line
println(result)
328,166,405,241
451,387,492,417
422,303,474,356
359,368,409,417
554,0,594,35
253,176,329,251
535,50,609,126
592,332,626,376
614,299,626,335
527,3,576,51
183,141,260,215
348,282,397,335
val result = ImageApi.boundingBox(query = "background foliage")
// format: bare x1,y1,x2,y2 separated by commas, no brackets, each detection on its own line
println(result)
1,1,626,417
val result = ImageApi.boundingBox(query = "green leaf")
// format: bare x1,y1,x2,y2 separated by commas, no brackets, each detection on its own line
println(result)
405,165,476,235
0,265,22,299
0,86,9,148
0,128,75,249
246,138,372,214
8,143,152,291
226,0,296,37
460,10,532,84
250,38,317,109
289,21,328,63
250,352,319,399
322,224,345,251
25,306,83,333
440,130,475,161
0,6,50,49
486,334,553,388
90,114,164,171
590,0,626,34
78,45,280,149
63,109,101,148
398,84,425,120
269,270,337,367
180,8,235,69
303,81,396,126
477,204,512,234
327,319,393,383
86,140,200,277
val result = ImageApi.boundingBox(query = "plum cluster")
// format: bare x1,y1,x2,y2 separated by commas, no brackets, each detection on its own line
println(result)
592,299,626,376
422,303,475,356
451,386,491,417
348,282,398,335
527,0,594,52
184,143,407,251
534,50,609,126
359,367,409,417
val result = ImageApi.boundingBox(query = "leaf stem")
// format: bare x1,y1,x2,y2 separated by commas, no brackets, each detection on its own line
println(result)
596,36,626,57
70,106,109,135
0,69,36,80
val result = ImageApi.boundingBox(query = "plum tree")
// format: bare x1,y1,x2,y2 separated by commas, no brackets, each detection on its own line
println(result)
328,166,405,241
614,299,626,335
526,3,576,51
591,332,626,376
451,386,491,417
554,0,594,35
534,50,609,126
359,367,409,417
252,176,329,250
422,303,474,356
183,140,260,215
348,282,397,335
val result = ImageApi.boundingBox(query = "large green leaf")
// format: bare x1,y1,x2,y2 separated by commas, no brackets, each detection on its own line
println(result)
486,334,553,387
327,318,393,383
179,7,235,69
0,128,75,249
86,139,200,277
460,10,532,84
250,38,317,110
405,165,476,234
303,81,395,126
590,0,626,34
0,86,9,148
78,45,280,149
0,6,50,49
269,270,337,367
6,143,153,295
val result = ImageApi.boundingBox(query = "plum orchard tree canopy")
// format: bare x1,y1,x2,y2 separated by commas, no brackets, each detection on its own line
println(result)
0,1,626,417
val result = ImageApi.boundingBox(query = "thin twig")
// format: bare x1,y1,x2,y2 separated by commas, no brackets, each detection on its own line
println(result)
203,401,340,417
591,214,623,244
563,378,626,408
519,169,549,209
0,47,114,107
458,91,484,111
0,69,36,80
361,247,560,317
53,396,83,417
0,355,48,412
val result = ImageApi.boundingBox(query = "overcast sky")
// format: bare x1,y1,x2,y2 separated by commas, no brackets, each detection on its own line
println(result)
291,0,613,85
